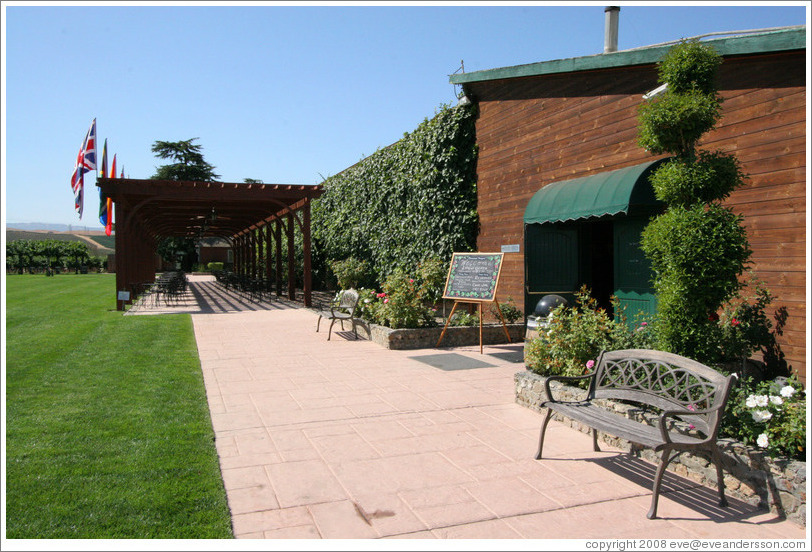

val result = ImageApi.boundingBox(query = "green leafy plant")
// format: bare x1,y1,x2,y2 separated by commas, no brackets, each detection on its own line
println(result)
330,256,371,289
716,274,779,368
491,295,522,324
372,270,436,329
416,257,448,307
354,287,380,322
525,287,655,380
448,309,480,327
207,262,224,272
720,376,806,460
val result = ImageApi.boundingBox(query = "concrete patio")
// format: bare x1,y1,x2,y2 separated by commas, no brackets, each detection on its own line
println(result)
130,275,806,540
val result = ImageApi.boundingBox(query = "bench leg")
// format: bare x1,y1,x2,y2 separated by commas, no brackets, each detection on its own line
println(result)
711,447,728,508
535,409,554,460
328,319,336,340
592,428,601,452
648,446,674,520
316,315,322,333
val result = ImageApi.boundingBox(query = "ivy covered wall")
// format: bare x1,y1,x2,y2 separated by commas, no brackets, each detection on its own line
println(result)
312,103,479,284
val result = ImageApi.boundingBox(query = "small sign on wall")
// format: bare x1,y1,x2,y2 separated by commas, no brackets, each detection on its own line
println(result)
501,244,520,253
117,291,131,301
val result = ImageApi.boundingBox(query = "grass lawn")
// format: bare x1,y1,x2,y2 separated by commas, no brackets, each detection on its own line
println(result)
5,274,233,538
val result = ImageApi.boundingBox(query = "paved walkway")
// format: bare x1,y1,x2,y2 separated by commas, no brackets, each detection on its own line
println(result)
134,276,805,540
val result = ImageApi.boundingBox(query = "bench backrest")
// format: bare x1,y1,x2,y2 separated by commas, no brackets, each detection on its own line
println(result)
335,289,360,313
591,349,735,436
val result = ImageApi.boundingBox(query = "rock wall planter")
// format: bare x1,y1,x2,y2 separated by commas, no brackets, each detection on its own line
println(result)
514,370,806,526
364,322,525,350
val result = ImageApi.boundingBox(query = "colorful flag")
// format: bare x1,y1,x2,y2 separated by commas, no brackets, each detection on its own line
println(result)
105,154,116,236
70,118,96,218
98,140,109,226
105,196,113,237
83,119,97,172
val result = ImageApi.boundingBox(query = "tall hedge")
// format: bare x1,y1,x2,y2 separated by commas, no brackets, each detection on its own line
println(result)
313,103,478,284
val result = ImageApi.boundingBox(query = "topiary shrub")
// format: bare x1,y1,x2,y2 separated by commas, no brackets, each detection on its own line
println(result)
637,40,753,365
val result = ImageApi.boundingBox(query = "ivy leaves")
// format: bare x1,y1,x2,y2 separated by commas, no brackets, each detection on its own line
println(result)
313,104,478,284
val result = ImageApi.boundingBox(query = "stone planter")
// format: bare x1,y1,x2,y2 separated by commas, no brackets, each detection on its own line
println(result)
515,370,806,526
362,321,526,350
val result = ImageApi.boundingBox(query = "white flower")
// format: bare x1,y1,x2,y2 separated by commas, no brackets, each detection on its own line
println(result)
769,395,783,406
753,395,769,408
780,385,796,398
751,409,773,423
756,433,769,448
745,395,758,408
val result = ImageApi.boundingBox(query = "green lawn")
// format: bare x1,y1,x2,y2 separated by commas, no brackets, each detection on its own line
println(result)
5,274,233,538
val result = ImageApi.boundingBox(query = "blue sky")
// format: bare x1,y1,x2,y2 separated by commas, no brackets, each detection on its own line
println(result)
2,1,808,228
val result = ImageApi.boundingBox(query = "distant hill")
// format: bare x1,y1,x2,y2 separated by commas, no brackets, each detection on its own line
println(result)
7,229,114,256
7,222,102,232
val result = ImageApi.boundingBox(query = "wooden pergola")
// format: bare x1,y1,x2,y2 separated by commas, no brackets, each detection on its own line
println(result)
96,177,324,310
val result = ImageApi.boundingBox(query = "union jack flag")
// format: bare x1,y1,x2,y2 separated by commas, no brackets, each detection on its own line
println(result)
70,118,97,218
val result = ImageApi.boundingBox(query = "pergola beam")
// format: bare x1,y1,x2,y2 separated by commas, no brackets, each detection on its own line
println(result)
97,177,323,310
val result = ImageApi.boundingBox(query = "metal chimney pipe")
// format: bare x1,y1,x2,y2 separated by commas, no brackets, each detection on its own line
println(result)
604,6,620,53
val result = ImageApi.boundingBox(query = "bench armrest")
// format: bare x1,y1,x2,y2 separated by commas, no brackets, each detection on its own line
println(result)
543,373,595,404
657,404,726,444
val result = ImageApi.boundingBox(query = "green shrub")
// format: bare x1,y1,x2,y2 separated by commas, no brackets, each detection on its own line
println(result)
416,257,448,306
491,296,522,324
656,39,722,95
355,288,380,322
637,90,721,155
448,310,480,327
641,203,752,363
207,262,224,272
638,40,752,366
330,256,370,289
649,151,745,206
372,270,436,329
720,375,806,460
716,275,779,367
525,287,655,381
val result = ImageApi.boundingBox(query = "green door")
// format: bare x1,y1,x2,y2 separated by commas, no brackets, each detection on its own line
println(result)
613,218,657,324
525,224,579,314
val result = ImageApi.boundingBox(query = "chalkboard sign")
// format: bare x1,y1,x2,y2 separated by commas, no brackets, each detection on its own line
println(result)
442,252,504,302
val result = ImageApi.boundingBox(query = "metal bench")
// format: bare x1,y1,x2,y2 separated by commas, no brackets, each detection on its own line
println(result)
535,348,736,519
315,289,360,340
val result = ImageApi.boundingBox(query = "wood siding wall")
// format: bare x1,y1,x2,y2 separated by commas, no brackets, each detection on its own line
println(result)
469,50,806,381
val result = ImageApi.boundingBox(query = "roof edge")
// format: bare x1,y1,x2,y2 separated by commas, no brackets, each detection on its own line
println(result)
451,26,806,85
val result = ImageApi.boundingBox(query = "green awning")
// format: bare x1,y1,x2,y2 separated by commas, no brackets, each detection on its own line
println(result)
524,158,668,225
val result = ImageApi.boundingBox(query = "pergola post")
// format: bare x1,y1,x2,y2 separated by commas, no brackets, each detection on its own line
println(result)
302,199,313,307
250,229,258,279
264,225,272,291
274,221,283,297
287,213,295,300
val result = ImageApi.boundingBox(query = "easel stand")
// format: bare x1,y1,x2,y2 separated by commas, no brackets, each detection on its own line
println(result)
435,299,512,354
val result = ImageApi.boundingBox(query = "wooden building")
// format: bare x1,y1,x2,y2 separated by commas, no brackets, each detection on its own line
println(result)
450,27,807,380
